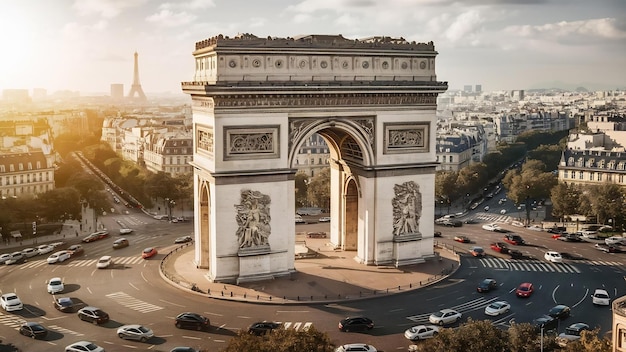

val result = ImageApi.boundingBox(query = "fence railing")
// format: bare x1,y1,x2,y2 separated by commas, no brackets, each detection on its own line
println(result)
160,243,460,304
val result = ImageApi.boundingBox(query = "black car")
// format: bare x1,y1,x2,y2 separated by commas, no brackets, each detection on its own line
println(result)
508,249,525,259
434,231,442,238
547,227,567,234
248,321,282,335
338,317,374,332
477,279,497,293
533,315,558,332
441,219,463,227
504,234,525,245
174,236,193,244
175,312,210,331
54,297,74,312
19,322,48,339
548,305,571,320
170,348,198,352
77,306,110,325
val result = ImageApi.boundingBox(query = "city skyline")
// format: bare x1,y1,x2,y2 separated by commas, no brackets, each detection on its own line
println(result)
0,0,625,96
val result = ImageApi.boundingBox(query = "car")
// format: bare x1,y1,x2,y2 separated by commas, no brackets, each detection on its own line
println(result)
504,234,525,245
557,323,590,347
605,236,626,245
19,322,48,339
500,209,507,215
477,278,497,293
484,206,490,211
82,233,99,243
21,247,38,258
547,227,567,234
508,249,525,259
0,253,12,264
469,246,485,257
453,235,470,243
434,231,442,237
119,228,134,234
306,232,327,238
47,277,64,294
591,289,610,305
170,348,198,352
527,225,543,231
5,251,25,265
595,243,623,253
175,312,210,331
295,216,305,224
117,324,154,342
484,301,511,316
0,293,23,311
404,325,440,341
248,321,282,335
548,304,571,320
533,315,558,332
96,256,113,269
516,282,534,297
338,316,374,332
463,218,478,224
77,306,110,324
142,247,158,259
174,236,193,244
490,242,509,253
47,250,71,264
440,219,462,227
50,241,66,248
64,341,105,352
482,223,500,231
319,216,331,222
113,238,129,249
428,309,462,326
558,233,583,242
154,214,169,220
579,231,598,240
94,230,109,239
54,297,75,312
37,244,54,255
335,344,377,352
67,244,84,256
544,251,563,263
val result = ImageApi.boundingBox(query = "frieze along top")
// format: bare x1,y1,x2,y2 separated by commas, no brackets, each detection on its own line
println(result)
195,33,436,52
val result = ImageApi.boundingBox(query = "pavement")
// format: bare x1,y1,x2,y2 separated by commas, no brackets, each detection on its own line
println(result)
160,238,460,305
1,222,460,305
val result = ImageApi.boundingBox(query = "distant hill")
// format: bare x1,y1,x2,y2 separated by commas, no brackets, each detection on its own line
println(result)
528,80,625,92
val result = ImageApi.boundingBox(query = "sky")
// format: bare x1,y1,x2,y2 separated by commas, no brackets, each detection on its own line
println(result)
1,0,625,95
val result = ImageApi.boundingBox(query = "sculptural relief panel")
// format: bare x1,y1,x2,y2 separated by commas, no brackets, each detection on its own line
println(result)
196,126,214,158
224,125,280,160
391,181,422,237
383,122,429,154
234,189,271,249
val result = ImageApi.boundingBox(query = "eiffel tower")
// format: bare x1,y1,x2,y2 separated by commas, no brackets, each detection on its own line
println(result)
127,52,147,101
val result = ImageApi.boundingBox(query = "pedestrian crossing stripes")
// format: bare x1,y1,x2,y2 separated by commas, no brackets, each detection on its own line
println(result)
48,324,84,337
407,296,498,324
0,312,25,329
106,291,164,313
479,258,581,273
17,256,146,269
279,322,313,331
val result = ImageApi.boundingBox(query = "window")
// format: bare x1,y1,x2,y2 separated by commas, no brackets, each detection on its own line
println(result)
27,162,32,170
579,172,583,180
597,173,602,181
449,156,453,162
19,163,23,171
607,174,613,182
620,175,624,183
567,157,574,166
564,171,569,178
0,165,4,172
10,164,14,172
589,172,594,181
571,171,576,179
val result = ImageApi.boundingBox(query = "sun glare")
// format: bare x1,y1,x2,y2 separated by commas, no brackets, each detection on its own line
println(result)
0,5,38,87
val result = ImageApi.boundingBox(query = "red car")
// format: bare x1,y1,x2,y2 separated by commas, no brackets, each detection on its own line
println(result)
503,234,525,245
142,247,158,259
454,235,470,243
516,282,534,298
490,242,509,253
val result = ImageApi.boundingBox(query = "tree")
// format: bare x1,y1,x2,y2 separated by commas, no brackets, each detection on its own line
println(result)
550,183,581,220
37,187,81,222
413,319,509,352
219,326,334,352
527,144,562,172
562,328,611,352
456,163,488,197
503,160,556,206
294,171,309,208
307,168,330,210
435,171,459,203
579,183,625,225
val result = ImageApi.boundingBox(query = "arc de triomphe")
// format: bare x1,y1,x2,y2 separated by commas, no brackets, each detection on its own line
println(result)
182,34,448,284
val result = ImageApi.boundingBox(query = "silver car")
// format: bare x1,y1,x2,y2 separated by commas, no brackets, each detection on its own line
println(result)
117,324,154,342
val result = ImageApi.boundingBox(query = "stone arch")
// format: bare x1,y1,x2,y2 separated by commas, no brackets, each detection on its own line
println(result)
196,178,210,269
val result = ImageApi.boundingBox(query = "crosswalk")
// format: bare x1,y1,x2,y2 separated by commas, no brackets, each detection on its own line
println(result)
17,256,147,270
106,291,164,313
280,322,313,331
0,313,83,337
472,213,511,223
407,296,498,324
479,257,581,273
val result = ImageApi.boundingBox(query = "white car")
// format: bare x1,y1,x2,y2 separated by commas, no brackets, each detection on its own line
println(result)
119,228,134,234
605,236,625,245
116,324,154,342
592,289,610,305
0,253,12,264
500,209,507,215
37,244,54,255
21,247,39,258
527,225,543,231
335,344,377,352
64,341,106,352
47,277,64,294
0,293,23,311
5,251,25,265
484,301,511,316
482,223,500,231
404,325,440,341
557,323,590,347
96,256,112,269
319,217,331,223
579,231,598,240
47,250,71,264
428,309,462,325
544,251,563,263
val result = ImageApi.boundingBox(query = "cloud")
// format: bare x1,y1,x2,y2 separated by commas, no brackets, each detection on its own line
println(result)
507,18,626,42
145,9,197,27
158,0,216,10
444,9,484,43
72,0,148,18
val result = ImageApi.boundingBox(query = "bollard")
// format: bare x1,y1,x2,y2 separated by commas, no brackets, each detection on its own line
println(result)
410,283,412,288
297,296,300,301
257,295,260,300
311,296,313,300
386,288,389,293
230,292,233,297
244,293,246,298
207,289,210,295
269,296,272,301
398,286,401,291
359,291,362,297
325,295,327,299
221,291,224,296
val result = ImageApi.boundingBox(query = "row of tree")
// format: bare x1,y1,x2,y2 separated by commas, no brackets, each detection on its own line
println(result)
195,319,610,352
295,168,331,210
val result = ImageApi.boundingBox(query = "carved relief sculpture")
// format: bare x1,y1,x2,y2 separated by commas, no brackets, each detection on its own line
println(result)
391,181,422,236
234,190,271,249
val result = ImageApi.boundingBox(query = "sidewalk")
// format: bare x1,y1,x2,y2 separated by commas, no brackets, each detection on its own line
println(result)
160,242,460,305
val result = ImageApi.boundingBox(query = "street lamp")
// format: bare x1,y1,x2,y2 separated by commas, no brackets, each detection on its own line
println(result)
165,198,176,221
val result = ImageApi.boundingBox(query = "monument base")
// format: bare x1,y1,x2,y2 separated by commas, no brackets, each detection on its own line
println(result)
375,233,425,267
